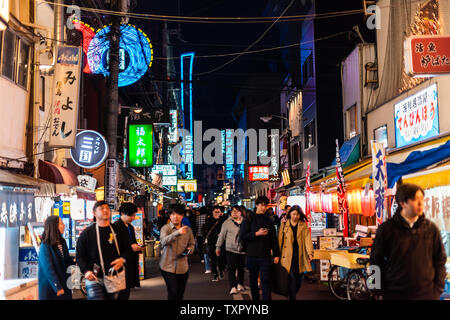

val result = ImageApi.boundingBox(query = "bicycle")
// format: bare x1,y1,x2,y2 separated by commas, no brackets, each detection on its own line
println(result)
346,257,373,300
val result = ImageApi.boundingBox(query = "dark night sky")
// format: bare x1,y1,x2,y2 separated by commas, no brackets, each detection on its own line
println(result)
128,0,370,131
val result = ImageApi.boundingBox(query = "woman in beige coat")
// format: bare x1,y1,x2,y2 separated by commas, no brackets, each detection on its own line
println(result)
278,205,314,300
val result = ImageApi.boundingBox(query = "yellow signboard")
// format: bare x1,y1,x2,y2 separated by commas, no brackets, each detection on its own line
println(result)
177,179,197,192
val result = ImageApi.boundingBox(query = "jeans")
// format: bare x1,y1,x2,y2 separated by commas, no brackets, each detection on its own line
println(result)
85,279,118,300
209,246,226,276
203,253,211,272
226,251,245,290
246,256,272,300
160,269,189,300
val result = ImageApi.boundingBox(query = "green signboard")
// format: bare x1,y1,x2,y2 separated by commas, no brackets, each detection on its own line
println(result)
128,124,153,167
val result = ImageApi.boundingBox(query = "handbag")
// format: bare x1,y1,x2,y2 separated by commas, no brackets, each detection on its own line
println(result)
96,223,126,293
271,223,290,296
202,220,220,253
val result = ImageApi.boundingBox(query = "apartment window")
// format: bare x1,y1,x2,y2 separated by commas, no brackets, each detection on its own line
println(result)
2,29,17,80
302,52,314,85
374,125,388,149
346,104,358,139
17,40,30,88
291,142,301,166
304,120,316,150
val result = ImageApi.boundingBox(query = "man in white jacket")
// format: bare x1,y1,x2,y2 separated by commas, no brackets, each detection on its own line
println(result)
216,206,246,295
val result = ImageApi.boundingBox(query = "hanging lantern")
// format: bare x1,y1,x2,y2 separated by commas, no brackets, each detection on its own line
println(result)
332,193,339,214
355,189,362,214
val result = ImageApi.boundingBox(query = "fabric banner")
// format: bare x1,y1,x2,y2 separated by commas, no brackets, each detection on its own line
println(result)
335,140,349,237
305,162,311,234
49,46,82,147
372,141,388,226
0,191,36,228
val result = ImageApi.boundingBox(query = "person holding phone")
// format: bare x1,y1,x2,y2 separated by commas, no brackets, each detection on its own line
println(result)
159,204,195,300
113,202,143,300
38,216,75,300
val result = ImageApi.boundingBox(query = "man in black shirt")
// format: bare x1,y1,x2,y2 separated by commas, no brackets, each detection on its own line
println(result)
76,201,131,300
240,196,280,300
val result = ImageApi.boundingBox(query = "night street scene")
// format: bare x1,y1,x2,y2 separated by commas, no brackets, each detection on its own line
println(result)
1,0,450,306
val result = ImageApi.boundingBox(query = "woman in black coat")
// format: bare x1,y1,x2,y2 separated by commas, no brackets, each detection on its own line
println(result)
113,202,143,300
38,216,75,300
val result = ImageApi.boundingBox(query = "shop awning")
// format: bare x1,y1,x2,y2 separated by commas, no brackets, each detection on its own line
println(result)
331,135,360,168
0,168,56,197
401,161,450,190
39,160,79,186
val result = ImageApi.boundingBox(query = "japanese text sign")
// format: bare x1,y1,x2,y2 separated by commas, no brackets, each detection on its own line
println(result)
128,124,153,167
71,130,108,168
177,179,197,192
371,141,387,226
394,83,439,148
405,35,450,76
49,46,81,147
0,191,36,228
249,166,269,181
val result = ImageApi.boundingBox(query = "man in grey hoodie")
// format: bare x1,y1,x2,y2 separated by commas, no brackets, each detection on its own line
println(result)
216,205,246,295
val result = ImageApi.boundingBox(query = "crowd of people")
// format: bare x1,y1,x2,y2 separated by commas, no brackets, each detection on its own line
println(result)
37,183,447,301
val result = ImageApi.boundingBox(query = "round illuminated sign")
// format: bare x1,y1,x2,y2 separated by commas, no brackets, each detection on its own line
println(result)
87,24,153,87
70,130,109,169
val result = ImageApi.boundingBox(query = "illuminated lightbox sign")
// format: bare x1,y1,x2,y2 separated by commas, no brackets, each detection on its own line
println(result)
249,166,269,181
177,180,197,193
70,130,108,169
162,176,177,186
152,165,177,186
394,83,439,148
128,124,153,168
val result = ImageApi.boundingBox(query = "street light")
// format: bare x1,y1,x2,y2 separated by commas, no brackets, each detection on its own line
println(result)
259,114,288,123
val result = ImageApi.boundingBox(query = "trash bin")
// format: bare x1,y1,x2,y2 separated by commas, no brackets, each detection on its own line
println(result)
154,241,161,258
145,240,154,258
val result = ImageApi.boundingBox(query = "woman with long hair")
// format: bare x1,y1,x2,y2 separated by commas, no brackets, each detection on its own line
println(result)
38,216,75,300
277,205,314,300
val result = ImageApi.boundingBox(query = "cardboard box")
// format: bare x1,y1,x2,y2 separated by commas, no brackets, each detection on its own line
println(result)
323,228,337,236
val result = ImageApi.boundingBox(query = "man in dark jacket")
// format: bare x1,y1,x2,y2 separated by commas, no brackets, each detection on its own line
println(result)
203,205,226,282
370,183,447,300
113,202,143,300
240,196,280,300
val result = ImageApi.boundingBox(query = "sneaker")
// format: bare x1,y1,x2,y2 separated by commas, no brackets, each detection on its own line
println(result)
212,275,219,282
237,284,245,291
229,287,238,295
219,271,224,280
204,270,211,274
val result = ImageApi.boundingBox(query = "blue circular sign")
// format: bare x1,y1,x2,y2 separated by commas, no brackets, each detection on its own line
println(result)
70,130,109,169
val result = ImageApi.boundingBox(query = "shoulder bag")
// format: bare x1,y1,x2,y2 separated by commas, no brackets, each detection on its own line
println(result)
96,223,126,293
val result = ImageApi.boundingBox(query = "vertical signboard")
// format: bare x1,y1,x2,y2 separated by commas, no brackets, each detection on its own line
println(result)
372,141,387,226
268,132,280,182
168,110,178,143
105,159,118,210
49,46,82,147
335,140,349,237
128,124,153,167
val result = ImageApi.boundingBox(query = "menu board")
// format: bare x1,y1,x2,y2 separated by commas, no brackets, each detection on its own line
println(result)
27,222,45,252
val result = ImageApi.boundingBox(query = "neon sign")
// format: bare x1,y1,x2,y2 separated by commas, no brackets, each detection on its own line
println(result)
73,20,153,87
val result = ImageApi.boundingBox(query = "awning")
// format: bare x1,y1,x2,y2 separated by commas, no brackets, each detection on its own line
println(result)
331,135,360,168
39,160,79,186
402,161,450,190
0,168,56,197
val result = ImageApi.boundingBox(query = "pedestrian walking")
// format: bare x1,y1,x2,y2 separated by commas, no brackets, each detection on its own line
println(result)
240,196,280,300
195,207,211,273
277,206,313,300
159,204,195,300
216,205,246,295
76,201,131,300
113,202,143,300
38,216,75,300
370,183,447,300
203,205,226,282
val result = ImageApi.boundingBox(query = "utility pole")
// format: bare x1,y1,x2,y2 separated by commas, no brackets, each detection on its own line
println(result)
104,0,126,210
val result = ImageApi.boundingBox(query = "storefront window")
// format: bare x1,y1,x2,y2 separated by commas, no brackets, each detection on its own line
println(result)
1,29,17,81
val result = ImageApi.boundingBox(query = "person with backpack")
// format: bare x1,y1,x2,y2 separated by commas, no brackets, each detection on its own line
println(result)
216,205,246,295
240,196,280,300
